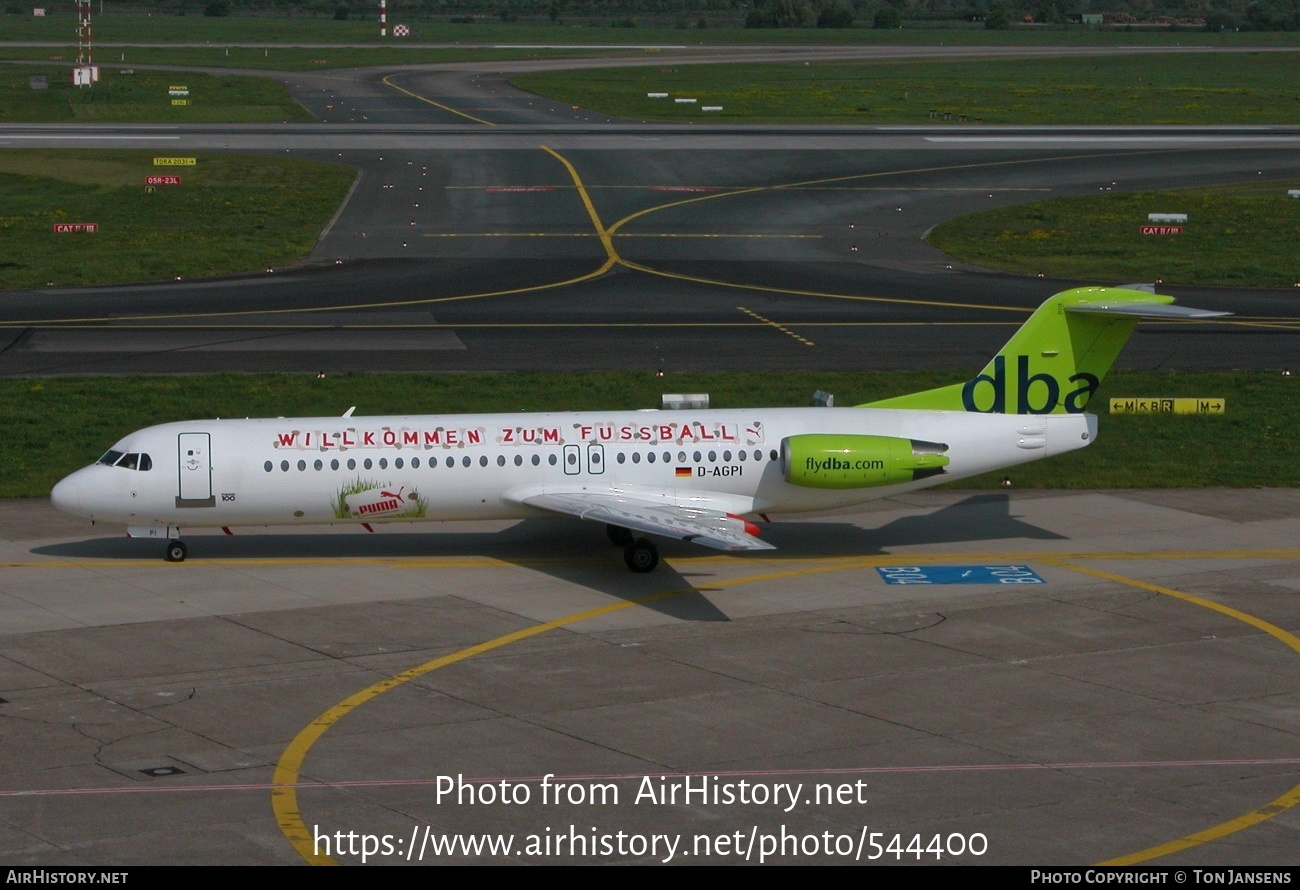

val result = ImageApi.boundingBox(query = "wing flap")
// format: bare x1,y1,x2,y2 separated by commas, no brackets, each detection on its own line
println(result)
515,490,775,552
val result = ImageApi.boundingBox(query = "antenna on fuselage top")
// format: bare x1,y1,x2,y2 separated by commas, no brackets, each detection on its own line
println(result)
342,407,356,418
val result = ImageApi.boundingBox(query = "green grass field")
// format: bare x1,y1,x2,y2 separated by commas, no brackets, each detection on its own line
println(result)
0,150,355,288
927,181,1300,287
1,369,1291,498
0,65,311,122
512,52,1300,124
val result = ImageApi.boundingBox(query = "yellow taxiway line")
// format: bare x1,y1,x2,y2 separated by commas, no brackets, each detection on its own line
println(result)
9,548,1299,571
380,74,497,127
737,305,815,347
1044,562,1300,866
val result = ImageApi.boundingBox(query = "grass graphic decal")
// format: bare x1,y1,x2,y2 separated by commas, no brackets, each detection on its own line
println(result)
332,477,427,521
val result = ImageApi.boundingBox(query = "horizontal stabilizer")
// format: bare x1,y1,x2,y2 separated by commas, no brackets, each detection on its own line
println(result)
1065,302,1230,320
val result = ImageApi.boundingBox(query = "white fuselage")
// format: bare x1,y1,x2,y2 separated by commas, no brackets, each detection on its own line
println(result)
51,406,1095,537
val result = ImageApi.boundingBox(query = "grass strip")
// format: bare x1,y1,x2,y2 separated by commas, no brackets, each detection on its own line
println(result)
0,65,311,123
2,370,1292,498
927,181,1300,288
0,150,355,289
511,52,1300,124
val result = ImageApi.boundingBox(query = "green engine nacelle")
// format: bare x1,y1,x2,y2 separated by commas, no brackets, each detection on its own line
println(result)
781,434,950,490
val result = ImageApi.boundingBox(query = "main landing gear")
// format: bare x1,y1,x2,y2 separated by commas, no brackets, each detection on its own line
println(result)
607,524,659,573
606,524,634,547
164,540,188,562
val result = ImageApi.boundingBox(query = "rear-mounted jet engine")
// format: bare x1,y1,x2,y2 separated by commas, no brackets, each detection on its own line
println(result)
781,434,950,489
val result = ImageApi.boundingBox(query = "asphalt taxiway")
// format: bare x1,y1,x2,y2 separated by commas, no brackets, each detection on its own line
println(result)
1,137,1296,375
2,489,1298,864
1,52,1297,375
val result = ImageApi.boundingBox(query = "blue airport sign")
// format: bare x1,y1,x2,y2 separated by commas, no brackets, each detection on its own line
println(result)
877,565,1046,585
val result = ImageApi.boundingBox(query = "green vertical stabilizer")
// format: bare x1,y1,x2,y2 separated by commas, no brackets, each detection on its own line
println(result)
859,287,1186,415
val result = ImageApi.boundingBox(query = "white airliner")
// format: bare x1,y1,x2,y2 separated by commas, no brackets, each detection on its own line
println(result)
50,287,1225,572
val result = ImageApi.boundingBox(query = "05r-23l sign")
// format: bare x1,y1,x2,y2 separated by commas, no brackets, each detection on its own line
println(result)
877,565,1046,585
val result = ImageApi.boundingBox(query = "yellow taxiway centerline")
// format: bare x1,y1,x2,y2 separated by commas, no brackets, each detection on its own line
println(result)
540,145,619,268
380,74,498,127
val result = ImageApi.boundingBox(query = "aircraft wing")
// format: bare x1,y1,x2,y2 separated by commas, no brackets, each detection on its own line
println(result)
511,490,776,552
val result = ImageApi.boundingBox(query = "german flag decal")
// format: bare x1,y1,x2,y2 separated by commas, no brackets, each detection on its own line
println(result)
675,467,692,478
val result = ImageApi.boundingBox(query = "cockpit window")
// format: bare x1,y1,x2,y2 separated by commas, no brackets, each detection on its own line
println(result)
98,451,151,471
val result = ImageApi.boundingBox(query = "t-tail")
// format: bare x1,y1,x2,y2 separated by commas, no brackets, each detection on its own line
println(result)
861,286,1229,415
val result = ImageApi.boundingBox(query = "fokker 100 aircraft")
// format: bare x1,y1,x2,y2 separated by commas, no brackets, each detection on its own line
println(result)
51,287,1224,572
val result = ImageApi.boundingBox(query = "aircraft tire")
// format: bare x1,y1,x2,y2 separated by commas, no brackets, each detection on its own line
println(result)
606,524,635,547
165,540,187,563
623,538,659,573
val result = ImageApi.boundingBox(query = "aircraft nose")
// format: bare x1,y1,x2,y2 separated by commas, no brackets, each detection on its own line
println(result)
51,472,84,516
